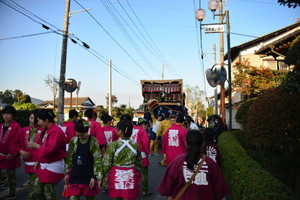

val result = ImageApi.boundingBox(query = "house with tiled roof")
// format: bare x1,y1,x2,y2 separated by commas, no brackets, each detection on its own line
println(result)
38,97,96,112
210,20,300,129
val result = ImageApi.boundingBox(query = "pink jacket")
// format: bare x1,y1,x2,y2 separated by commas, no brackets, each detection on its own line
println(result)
62,120,76,144
0,120,21,169
131,125,150,167
15,126,43,173
162,123,187,166
88,119,106,146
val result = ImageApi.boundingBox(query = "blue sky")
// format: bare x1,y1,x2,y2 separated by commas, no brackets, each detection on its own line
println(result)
0,0,299,108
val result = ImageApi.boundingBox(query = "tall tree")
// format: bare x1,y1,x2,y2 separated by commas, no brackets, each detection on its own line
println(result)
277,0,300,8
0,90,15,105
184,85,206,117
105,94,118,108
45,75,58,111
20,94,31,103
13,89,23,102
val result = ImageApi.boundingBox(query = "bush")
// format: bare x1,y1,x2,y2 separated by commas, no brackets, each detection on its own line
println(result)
219,131,296,200
247,87,300,151
235,98,257,125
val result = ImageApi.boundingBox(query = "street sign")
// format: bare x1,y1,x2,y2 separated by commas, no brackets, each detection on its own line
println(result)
204,24,224,33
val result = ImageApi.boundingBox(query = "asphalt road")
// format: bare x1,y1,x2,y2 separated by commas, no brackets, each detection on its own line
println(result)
0,152,167,200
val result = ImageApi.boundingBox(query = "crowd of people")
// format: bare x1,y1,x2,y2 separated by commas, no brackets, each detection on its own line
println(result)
0,105,229,200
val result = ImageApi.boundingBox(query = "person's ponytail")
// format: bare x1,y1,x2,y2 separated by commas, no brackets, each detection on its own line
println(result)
185,130,204,171
117,120,133,138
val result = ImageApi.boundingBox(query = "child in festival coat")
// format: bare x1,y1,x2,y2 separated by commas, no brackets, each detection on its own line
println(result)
158,130,229,200
64,119,102,200
132,118,152,196
100,113,119,193
0,106,21,200
100,113,119,146
84,109,106,156
27,109,67,200
61,109,78,145
204,128,221,166
99,120,142,200
161,114,187,166
14,109,43,199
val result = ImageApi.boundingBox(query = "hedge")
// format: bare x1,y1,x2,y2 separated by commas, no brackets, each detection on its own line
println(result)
218,131,295,200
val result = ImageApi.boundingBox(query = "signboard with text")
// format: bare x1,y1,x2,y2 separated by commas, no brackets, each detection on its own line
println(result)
204,24,224,33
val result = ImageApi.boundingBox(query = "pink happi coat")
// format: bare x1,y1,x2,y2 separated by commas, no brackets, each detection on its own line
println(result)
103,125,119,144
131,125,150,167
36,123,67,183
15,126,43,173
62,120,76,144
88,119,106,146
0,120,21,169
162,123,187,166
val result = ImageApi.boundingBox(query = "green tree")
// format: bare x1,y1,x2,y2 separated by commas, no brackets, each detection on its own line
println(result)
20,94,31,103
184,84,206,117
112,104,134,120
0,90,15,105
277,0,300,8
281,36,300,94
12,102,36,110
13,89,23,102
233,59,287,100
96,105,108,118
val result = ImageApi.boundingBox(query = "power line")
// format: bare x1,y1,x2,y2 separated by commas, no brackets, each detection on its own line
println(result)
231,32,258,38
0,0,62,35
0,31,53,40
193,0,207,96
101,0,160,77
9,0,63,31
1,0,140,87
73,0,153,79
124,0,181,78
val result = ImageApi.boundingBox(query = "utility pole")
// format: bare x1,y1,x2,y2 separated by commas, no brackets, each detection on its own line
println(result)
219,0,226,124
213,43,218,115
226,10,232,131
58,0,71,125
108,60,112,115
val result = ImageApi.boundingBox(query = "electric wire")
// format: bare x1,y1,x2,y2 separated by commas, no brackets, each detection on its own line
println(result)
193,0,207,96
73,40,140,86
124,0,181,78
0,31,53,40
1,0,140,87
73,0,153,79
101,0,160,77
9,0,63,32
68,34,140,86
113,0,164,74
0,0,62,36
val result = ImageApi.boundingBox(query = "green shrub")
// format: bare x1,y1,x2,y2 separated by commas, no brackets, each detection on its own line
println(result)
247,87,300,151
206,107,214,117
235,98,257,125
219,131,295,200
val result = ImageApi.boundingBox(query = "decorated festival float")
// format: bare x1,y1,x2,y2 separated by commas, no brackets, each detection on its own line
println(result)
140,79,187,122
